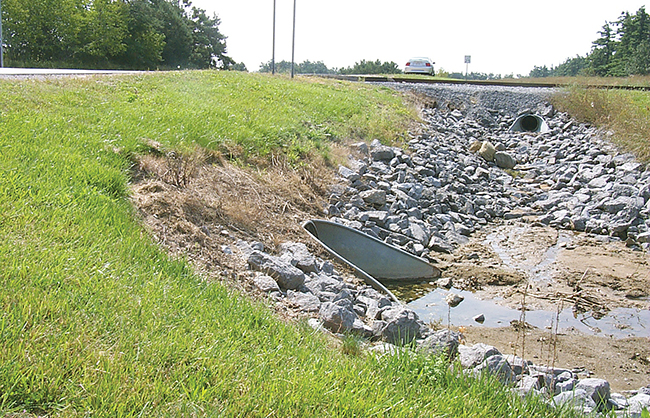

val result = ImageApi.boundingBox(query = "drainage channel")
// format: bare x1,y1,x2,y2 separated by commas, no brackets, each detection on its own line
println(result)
406,287,649,338
397,225,650,339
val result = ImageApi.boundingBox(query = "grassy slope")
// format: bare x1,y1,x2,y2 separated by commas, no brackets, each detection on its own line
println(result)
551,85,650,162
0,71,569,417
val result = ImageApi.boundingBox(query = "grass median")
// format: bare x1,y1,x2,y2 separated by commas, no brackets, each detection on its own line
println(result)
0,70,574,417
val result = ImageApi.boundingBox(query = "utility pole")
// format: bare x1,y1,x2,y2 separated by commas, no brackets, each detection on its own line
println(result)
0,0,4,68
291,0,296,78
271,0,276,74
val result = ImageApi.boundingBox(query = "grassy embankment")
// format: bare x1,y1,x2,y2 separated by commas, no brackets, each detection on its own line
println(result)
1,71,576,417
551,83,650,163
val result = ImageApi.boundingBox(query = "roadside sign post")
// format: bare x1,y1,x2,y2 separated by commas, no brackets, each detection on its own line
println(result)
291,0,296,78
272,0,276,74
464,55,471,80
0,0,4,68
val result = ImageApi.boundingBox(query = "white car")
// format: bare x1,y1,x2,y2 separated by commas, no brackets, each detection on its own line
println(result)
405,57,435,75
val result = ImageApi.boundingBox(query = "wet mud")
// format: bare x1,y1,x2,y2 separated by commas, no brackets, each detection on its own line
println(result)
398,219,650,391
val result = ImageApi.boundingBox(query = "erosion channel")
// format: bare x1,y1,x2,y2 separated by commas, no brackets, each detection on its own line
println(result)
132,82,650,398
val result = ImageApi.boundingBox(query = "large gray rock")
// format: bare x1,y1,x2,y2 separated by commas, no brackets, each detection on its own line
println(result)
460,344,496,371
302,273,345,301
407,222,430,245
253,274,281,293
627,393,650,417
575,378,610,407
351,318,374,338
355,294,392,320
553,389,597,414
516,375,545,396
287,290,321,312
600,196,639,214
360,189,387,206
608,392,629,410
338,165,360,182
319,301,358,333
279,242,318,274
247,250,305,290
494,151,516,169
474,354,515,384
364,210,390,226
428,235,454,253
588,176,610,189
503,354,528,375
379,307,422,345
554,378,576,395
370,140,395,161
637,231,650,243
418,329,461,358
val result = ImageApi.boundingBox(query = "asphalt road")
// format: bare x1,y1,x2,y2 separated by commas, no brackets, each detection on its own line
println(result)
0,68,142,77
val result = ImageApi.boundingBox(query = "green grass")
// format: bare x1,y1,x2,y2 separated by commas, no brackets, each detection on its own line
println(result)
0,70,574,417
552,85,650,162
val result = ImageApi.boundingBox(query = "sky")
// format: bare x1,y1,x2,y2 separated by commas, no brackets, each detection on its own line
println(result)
190,0,648,76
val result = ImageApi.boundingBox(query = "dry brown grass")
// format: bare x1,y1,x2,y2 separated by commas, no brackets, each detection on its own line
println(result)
523,75,650,88
130,146,348,321
133,149,335,247
552,86,650,162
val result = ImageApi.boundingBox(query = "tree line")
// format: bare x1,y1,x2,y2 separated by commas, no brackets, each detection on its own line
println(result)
0,0,244,70
258,59,402,75
529,7,650,77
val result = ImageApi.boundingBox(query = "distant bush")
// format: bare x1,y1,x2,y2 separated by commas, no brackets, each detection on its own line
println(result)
339,59,403,75
448,72,504,80
258,60,336,74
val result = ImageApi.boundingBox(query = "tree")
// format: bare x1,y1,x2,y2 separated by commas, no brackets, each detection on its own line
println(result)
554,55,588,76
229,62,247,72
630,39,650,75
1,0,234,69
76,0,130,67
258,59,334,74
187,6,231,69
338,59,402,75
118,0,166,69
259,59,291,73
590,22,616,76
528,7,650,77
156,0,193,68
529,65,551,78
614,7,650,75
2,0,88,66
296,60,333,74
450,72,502,80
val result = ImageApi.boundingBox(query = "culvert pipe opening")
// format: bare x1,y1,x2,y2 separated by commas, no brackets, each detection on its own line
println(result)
509,113,549,133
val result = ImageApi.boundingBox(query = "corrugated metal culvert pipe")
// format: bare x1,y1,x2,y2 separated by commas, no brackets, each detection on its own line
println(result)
509,113,549,133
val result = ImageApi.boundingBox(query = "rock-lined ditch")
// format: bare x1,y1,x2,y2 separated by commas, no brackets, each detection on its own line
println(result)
131,83,649,416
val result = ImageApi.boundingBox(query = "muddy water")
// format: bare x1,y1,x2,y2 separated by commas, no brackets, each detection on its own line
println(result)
407,286,650,338
398,223,650,339
486,228,572,284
